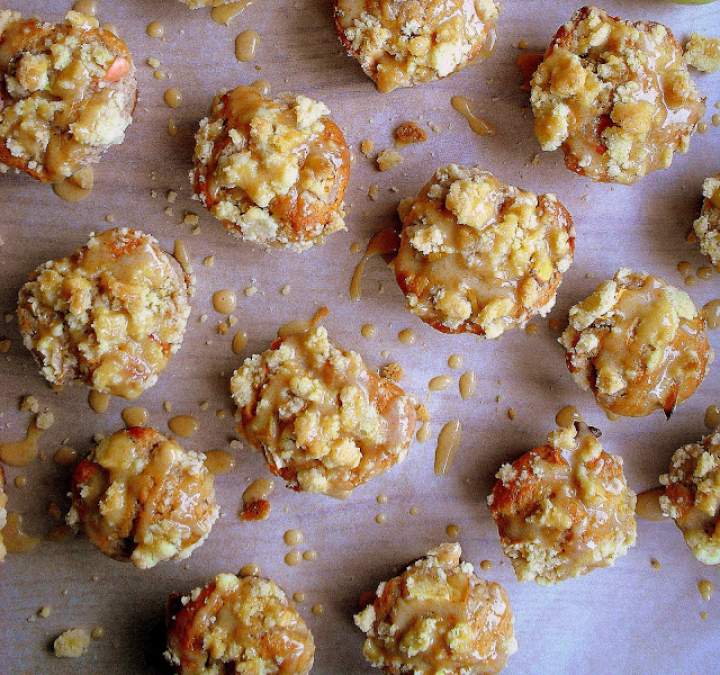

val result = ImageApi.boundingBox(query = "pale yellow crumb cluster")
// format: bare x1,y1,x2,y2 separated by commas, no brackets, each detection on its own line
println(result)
684,32,720,73
693,175,720,266
53,628,91,658
335,0,499,92
165,573,315,673
531,7,704,183
193,87,347,250
0,10,135,181
231,325,416,497
68,428,218,569
560,268,712,417
394,164,574,336
17,228,190,400
354,543,517,672
660,430,720,565
489,424,637,584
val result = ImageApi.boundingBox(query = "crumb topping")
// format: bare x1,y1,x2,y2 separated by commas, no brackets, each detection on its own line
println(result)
394,164,574,336
560,269,712,417
68,427,218,569
531,7,705,183
17,228,190,400
693,174,720,266
192,86,349,251
354,542,517,672
54,628,91,658
660,430,720,565
335,0,499,92
230,324,417,497
489,423,637,584
0,10,135,181
684,33,720,73
165,573,315,674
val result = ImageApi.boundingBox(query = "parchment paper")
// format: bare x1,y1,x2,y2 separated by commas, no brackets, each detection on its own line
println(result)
1,1,719,673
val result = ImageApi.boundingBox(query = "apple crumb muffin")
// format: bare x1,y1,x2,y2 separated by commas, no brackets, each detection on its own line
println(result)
660,430,720,565
530,6,704,184
693,174,720,266
230,321,417,498
488,421,637,585
165,573,315,674
0,9,136,182
393,164,574,337
354,542,517,673
192,85,350,251
560,269,712,417
17,228,191,400
334,0,499,93
68,427,218,569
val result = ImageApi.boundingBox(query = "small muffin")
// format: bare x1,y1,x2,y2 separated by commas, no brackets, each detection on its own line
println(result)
0,10,136,183
0,467,6,562
192,85,349,251
230,322,417,498
354,543,517,673
693,174,720,266
488,422,636,584
165,573,315,674
68,427,218,569
17,228,191,400
560,268,712,418
660,430,720,565
334,0,499,93
393,164,574,337
530,6,704,184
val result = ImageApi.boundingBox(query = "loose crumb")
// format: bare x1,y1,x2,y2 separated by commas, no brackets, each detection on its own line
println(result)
359,139,374,157
380,362,403,382
506,408,516,421
54,628,91,658
183,212,200,226
393,121,428,146
376,148,403,172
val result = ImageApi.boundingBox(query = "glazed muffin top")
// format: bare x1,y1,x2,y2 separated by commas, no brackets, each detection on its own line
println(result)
394,164,574,336
531,6,704,184
0,9,136,182
192,85,349,251
17,228,191,399
334,0,499,92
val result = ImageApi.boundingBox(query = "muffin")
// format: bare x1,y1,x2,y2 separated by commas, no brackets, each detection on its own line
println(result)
354,543,517,673
334,0,499,93
393,164,574,337
68,427,218,569
693,174,720,267
17,228,191,400
230,320,417,497
560,269,712,418
0,467,6,562
488,421,637,584
0,10,136,183
660,430,720,565
165,573,315,674
192,85,349,251
530,6,704,184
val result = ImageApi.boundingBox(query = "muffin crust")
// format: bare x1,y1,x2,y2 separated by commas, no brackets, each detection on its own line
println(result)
394,164,574,336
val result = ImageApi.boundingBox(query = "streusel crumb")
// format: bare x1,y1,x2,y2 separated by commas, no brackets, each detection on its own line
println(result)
684,33,720,73
693,174,720,266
